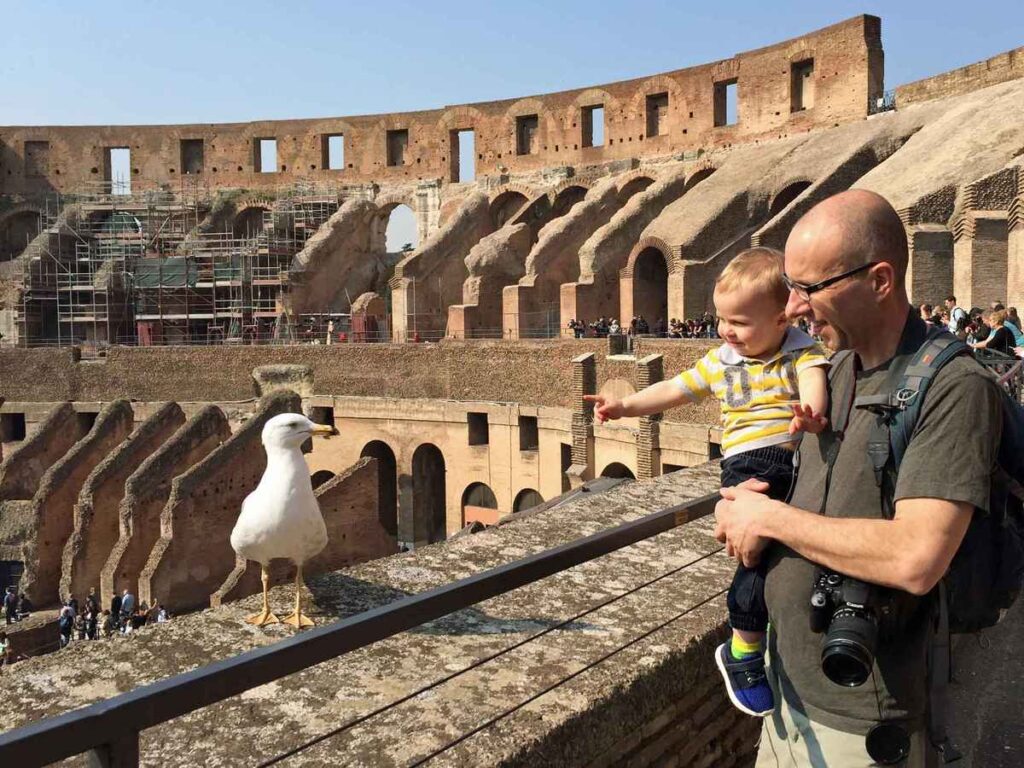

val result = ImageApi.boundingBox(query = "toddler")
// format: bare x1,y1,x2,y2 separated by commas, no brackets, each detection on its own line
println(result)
585,247,828,716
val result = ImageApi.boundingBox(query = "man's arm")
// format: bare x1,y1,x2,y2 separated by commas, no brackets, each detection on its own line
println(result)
715,486,972,595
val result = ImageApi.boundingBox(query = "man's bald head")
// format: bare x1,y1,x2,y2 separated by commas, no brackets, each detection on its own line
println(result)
786,189,907,284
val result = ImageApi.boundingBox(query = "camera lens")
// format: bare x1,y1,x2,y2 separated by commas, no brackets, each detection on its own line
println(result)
821,607,877,687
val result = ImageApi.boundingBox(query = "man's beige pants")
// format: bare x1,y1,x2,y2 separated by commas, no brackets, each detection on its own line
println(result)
755,662,936,767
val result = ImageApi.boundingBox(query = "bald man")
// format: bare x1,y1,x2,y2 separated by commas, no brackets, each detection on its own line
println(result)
715,190,1002,766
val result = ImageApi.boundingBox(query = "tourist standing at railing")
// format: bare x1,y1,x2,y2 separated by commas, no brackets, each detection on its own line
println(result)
3,587,16,625
109,591,122,631
715,190,1001,766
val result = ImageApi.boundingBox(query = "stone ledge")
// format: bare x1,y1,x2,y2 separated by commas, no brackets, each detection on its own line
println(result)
0,462,742,767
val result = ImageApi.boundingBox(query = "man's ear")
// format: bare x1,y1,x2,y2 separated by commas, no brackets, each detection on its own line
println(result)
872,262,897,301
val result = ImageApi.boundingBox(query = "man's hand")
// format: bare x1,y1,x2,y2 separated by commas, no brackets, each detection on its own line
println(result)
583,394,624,424
788,403,828,435
714,478,774,567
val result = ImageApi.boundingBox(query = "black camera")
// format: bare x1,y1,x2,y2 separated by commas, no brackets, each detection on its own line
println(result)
809,568,880,687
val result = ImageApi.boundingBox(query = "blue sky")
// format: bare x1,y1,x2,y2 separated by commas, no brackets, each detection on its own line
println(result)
2,1,1020,247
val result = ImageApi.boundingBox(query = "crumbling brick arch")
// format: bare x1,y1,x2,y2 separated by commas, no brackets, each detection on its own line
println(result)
437,105,487,132
360,439,398,539
626,74,685,137
624,238,675,332
768,179,813,216
232,204,270,239
616,171,658,204
370,193,419,252
502,98,555,158
488,184,536,228
685,164,717,190
0,205,42,261
548,181,590,218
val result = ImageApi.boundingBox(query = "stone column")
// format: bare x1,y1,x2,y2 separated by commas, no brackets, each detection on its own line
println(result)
1008,185,1024,310
635,354,663,480
568,352,596,489
953,210,1009,310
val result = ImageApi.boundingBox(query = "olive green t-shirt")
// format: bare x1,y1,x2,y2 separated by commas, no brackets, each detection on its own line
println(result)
763,332,1002,734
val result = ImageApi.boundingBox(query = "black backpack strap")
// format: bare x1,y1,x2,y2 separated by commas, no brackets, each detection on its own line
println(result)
929,583,963,763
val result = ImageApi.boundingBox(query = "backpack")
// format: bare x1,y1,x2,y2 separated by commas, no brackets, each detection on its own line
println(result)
847,325,1024,632
837,319,1024,761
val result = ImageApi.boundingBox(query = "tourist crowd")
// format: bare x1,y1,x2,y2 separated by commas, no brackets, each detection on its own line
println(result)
57,587,171,648
567,313,720,339
919,296,1024,357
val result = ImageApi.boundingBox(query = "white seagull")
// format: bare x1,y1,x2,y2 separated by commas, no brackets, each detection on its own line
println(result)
230,413,333,628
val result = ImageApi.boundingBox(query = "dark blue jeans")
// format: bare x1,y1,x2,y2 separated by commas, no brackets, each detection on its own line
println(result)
721,445,795,633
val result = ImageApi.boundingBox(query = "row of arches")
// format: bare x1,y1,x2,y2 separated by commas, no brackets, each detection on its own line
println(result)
341,440,546,548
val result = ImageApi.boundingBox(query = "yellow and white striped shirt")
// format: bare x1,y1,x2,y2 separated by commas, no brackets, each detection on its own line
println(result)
672,328,829,457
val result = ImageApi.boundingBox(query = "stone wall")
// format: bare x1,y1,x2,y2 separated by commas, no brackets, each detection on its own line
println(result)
100,406,230,606
0,339,719,424
896,45,1024,106
60,403,186,603
0,17,880,198
18,401,134,605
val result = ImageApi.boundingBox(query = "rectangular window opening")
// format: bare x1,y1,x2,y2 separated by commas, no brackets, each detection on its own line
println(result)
24,141,50,177
322,134,345,170
468,412,489,446
582,105,605,148
255,138,277,173
791,59,815,112
645,93,669,137
714,80,738,127
450,129,475,182
662,463,685,475
308,406,334,426
0,413,26,442
180,139,204,174
386,129,409,167
518,415,539,451
107,147,131,195
516,115,539,156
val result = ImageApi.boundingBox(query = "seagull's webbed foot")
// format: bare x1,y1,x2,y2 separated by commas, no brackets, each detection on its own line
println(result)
282,610,313,628
245,610,281,627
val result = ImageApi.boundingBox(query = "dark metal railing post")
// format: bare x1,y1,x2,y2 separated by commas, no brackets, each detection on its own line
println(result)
86,732,139,768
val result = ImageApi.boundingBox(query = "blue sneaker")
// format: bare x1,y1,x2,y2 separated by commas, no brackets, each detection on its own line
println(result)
714,642,774,717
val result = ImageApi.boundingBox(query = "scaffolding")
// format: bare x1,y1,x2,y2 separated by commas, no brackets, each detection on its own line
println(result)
10,180,354,347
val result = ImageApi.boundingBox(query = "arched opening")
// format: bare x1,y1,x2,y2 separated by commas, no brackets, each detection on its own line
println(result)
551,186,587,218
769,181,812,217
462,482,499,526
384,204,419,254
233,207,268,239
513,488,544,513
360,440,398,538
685,167,717,191
601,462,635,479
93,211,142,235
490,191,529,229
310,470,335,489
632,247,669,335
0,211,41,262
412,443,446,544
618,176,655,204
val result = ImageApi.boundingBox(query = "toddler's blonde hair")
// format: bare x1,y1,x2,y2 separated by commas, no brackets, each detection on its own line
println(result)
715,247,788,308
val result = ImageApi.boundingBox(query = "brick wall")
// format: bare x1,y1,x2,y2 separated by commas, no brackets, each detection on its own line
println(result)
0,16,879,198
896,46,1024,106
0,339,720,424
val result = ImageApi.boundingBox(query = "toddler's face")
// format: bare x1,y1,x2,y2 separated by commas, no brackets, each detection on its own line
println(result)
713,285,788,359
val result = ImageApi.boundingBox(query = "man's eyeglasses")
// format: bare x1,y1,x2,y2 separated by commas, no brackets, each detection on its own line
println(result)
783,261,879,302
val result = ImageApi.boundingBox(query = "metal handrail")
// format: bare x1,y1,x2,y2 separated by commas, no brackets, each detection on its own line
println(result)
0,493,719,767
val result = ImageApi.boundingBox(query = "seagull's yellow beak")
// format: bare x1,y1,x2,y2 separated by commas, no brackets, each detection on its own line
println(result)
310,424,335,437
